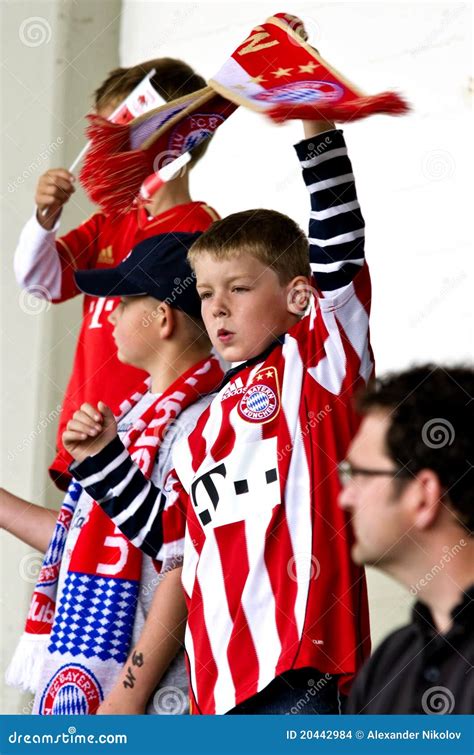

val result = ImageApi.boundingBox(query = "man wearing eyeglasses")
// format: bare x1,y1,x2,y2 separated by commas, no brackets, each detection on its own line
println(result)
338,364,473,714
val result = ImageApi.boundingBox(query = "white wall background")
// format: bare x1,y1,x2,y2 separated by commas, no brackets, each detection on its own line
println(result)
1,0,472,713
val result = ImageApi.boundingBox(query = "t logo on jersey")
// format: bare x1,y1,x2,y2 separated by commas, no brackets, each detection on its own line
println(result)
238,366,280,423
190,438,280,529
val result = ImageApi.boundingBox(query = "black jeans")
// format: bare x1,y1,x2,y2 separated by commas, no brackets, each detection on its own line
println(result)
226,668,340,715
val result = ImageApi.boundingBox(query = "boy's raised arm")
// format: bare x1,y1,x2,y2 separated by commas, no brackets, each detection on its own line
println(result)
296,120,366,293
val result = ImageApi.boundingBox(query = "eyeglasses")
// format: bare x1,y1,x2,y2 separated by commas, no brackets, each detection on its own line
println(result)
337,460,412,487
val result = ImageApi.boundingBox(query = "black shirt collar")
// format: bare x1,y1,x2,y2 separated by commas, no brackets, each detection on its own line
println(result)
412,584,474,634
219,334,286,390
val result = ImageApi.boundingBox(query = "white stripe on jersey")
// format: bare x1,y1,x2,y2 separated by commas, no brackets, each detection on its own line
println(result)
300,146,347,168
310,200,360,221
310,257,364,274
308,308,346,395
73,448,129,489
334,291,373,385
307,173,354,193
281,336,313,636
184,622,199,706
112,464,143,502
309,228,365,247
241,509,282,696
201,389,224,463
113,473,151,527
182,525,200,600
197,530,236,712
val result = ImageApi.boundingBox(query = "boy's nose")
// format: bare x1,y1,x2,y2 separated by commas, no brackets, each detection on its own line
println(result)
212,295,229,318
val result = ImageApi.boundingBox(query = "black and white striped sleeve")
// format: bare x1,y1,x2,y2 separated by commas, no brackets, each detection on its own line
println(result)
294,128,365,292
70,436,167,559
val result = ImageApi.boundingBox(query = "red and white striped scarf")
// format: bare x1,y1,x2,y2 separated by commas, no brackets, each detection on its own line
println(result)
6,356,223,713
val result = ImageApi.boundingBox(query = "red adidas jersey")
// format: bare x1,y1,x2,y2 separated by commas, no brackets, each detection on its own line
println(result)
50,202,219,489
169,264,374,714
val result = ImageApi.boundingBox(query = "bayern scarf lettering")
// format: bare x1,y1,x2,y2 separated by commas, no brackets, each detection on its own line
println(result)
80,12,408,215
6,356,223,714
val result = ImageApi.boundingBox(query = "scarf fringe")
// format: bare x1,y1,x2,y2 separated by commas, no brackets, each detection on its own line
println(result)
5,632,49,693
268,91,410,123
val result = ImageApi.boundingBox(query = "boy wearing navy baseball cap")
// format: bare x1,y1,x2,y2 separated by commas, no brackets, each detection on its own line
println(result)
9,232,224,716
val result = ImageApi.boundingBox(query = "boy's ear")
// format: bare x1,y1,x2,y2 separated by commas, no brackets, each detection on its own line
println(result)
286,276,314,315
158,301,176,339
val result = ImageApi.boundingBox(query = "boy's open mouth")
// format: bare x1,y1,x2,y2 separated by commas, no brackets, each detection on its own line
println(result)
217,328,235,344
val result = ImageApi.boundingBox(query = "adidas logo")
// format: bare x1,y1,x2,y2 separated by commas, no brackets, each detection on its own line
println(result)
97,246,114,264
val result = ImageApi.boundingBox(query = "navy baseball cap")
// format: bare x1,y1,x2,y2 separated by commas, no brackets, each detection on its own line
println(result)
74,232,202,318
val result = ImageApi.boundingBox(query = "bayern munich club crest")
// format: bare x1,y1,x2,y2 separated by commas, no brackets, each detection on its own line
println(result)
168,113,225,157
39,663,103,715
254,80,344,105
238,366,280,424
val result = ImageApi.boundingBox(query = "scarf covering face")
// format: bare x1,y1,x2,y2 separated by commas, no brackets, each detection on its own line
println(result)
80,12,408,215
6,356,223,714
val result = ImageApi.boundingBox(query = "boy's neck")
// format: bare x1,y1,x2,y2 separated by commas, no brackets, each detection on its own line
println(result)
148,344,211,395
144,173,193,218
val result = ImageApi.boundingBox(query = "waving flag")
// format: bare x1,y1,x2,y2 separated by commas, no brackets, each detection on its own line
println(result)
80,12,408,214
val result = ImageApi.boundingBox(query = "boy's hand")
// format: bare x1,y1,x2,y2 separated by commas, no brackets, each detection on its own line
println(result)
63,401,117,463
35,168,75,229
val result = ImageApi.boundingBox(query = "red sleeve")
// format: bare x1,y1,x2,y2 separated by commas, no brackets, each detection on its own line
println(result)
291,263,374,396
53,212,106,302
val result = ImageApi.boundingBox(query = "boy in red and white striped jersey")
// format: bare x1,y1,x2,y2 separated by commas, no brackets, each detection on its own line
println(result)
69,116,373,714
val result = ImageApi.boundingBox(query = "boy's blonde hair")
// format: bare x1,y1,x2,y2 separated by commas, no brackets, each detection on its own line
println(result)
188,209,310,283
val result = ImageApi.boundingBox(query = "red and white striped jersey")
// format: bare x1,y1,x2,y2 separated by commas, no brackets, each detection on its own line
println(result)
171,264,373,714
73,128,374,714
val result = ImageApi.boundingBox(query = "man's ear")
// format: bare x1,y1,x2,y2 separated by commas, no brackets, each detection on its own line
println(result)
286,275,314,315
410,469,446,531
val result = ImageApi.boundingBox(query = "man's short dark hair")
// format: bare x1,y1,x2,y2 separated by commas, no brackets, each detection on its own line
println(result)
356,365,474,533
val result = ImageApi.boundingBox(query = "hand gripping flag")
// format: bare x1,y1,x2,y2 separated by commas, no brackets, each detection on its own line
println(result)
80,12,408,215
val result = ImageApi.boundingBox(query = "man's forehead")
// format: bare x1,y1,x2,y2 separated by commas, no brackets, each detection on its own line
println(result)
348,410,391,462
